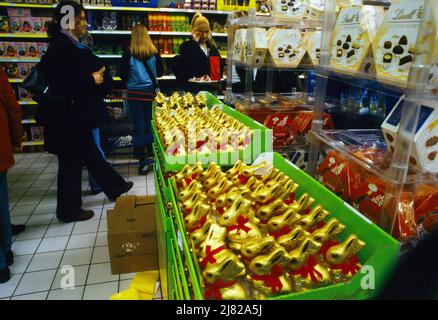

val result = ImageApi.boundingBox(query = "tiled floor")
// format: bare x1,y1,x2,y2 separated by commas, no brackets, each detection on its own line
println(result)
1,152,160,300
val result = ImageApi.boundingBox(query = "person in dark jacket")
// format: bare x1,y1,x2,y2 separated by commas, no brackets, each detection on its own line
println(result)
177,13,224,94
0,68,23,283
42,1,133,223
120,23,163,173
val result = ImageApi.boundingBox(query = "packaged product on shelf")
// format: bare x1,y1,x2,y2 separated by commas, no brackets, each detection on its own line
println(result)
20,17,33,33
305,30,321,66
0,42,6,57
288,150,309,171
31,17,44,33
267,28,307,68
4,42,19,58
17,62,36,78
40,17,51,33
2,63,19,78
330,5,384,74
7,8,31,18
30,126,44,141
38,42,48,56
9,17,23,33
414,183,438,234
270,0,324,19
232,28,246,61
0,16,9,33
381,97,438,174
18,87,32,101
244,27,268,67
26,42,39,58
372,0,436,85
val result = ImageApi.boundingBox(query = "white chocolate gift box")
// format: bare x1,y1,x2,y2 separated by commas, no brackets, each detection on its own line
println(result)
270,0,324,19
381,96,438,174
305,31,322,66
233,28,247,62
244,27,268,67
330,5,384,74
372,0,437,86
267,28,307,67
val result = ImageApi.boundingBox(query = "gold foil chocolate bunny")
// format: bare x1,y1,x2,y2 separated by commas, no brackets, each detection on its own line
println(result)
277,226,311,251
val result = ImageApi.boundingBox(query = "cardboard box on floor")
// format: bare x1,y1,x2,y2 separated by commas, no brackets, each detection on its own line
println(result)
107,196,158,274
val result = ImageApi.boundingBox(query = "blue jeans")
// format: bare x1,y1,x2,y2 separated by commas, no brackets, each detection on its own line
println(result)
88,128,105,193
0,172,12,270
127,88,154,157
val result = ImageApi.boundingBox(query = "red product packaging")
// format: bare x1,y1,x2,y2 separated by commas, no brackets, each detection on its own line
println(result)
317,150,363,202
209,56,220,81
413,184,438,233
26,42,38,57
20,17,32,33
4,42,18,58
351,174,386,224
263,113,295,147
383,191,418,240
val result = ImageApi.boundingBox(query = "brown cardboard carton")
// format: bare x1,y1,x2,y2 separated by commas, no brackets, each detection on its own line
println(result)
107,195,158,274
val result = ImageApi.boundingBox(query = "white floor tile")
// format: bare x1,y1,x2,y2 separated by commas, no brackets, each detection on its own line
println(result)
24,189,47,196
17,174,40,182
82,199,105,208
86,263,119,285
37,236,69,253
51,265,89,290
0,273,22,298
72,220,99,235
91,246,110,264
67,233,97,250
45,223,74,237
60,248,93,267
14,269,57,296
98,219,108,232
12,239,41,256
83,281,118,300
40,195,57,204
118,280,131,292
11,205,35,217
9,189,27,198
47,286,84,300
27,251,64,272
9,255,33,274
120,272,137,280
34,203,56,215
95,232,108,247
11,291,48,300
10,215,30,226
16,225,48,241
11,181,34,189
26,214,55,227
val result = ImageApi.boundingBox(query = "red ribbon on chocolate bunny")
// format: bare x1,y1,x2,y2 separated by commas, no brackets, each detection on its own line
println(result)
189,215,208,233
200,245,226,268
251,264,284,293
291,256,323,284
204,279,237,300
330,255,361,276
227,216,252,235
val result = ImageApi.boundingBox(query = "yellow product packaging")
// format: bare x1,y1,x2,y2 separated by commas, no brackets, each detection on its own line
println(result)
373,0,437,86
129,270,159,294
110,288,141,300
305,31,322,66
330,5,384,74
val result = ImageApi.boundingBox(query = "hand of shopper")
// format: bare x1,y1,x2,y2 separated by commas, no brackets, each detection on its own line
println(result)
92,71,104,85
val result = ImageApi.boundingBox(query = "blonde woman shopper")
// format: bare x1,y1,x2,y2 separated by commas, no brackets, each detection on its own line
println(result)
120,23,163,173
178,12,223,93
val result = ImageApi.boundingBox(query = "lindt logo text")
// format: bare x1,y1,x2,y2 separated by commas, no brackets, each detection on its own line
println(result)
342,12,359,24
393,7,424,21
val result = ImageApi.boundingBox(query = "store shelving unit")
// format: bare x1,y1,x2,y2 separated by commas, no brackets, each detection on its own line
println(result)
306,0,438,241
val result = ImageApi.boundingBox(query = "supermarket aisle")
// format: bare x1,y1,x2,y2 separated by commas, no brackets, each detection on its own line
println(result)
0,152,160,300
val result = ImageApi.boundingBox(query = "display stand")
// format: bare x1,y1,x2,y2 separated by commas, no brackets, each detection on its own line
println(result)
307,0,438,241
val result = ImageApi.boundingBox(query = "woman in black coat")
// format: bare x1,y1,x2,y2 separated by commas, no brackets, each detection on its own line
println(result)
177,13,224,94
41,1,133,222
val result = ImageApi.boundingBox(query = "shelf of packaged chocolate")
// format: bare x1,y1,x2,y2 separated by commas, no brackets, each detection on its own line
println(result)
229,93,334,150
317,0,438,95
88,30,227,37
308,127,438,241
230,21,322,70
152,91,272,172
160,152,399,300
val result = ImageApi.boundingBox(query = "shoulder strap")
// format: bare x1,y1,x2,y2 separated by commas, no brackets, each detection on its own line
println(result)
142,57,158,90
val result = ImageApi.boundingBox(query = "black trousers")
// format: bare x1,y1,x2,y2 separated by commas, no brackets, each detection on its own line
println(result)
56,133,126,218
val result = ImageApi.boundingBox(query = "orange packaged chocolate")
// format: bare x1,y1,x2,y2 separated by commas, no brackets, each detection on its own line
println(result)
413,183,438,233
351,174,386,224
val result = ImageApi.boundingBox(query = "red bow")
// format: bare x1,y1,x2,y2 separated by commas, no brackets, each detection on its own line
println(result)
238,174,249,185
227,216,251,235
216,207,225,214
259,219,269,225
196,140,207,149
192,173,198,180
204,279,237,300
189,215,207,233
184,177,192,186
184,208,192,217
291,256,323,284
177,181,183,189
307,221,326,234
270,226,292,239
264,197,275,205
200,245,226,268
283,192,295,205
251,265,284,293
319,239,340,257
330,255,361,276
210,198,216,203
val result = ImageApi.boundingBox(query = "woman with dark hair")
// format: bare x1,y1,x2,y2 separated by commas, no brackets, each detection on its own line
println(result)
41,0,133,223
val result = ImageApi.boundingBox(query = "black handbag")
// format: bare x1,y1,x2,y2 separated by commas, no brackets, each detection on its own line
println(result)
20,55,66,125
